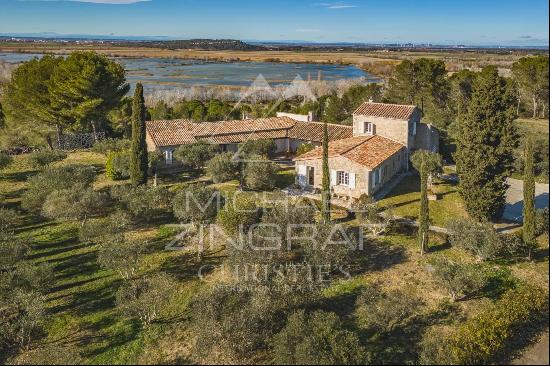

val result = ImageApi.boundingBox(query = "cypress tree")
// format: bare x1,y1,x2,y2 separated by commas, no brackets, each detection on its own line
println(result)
418,154,429,255
130,83,148,186
455,66,517,222
523,136,536,260
321,121,331,224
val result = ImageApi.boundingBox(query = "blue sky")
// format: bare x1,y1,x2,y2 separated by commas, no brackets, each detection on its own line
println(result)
1,0,548,45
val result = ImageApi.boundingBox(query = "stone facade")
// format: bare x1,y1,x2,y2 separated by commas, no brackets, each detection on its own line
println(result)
295,147,407,199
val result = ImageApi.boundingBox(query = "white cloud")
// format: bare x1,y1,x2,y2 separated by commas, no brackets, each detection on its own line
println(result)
313,2,359,9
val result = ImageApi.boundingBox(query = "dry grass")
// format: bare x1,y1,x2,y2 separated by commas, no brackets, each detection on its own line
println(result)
0,43,533,78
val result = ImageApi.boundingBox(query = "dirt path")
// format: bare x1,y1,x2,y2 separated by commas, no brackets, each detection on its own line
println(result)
512,330,549,365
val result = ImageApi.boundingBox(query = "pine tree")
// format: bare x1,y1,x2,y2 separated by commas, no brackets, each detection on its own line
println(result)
321,121,331,224
130,83,148,186
523,136,536,260
455,66,517,222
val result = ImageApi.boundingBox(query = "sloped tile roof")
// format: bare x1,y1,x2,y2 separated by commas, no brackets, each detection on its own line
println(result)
294,135,404,169
289,121,353,143
193,117,296,138
146,116,353,148
203,129,289,144
353,102,417,120
145,119,196,147
342,135,404,169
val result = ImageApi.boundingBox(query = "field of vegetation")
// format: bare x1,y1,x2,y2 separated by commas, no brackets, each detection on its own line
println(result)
0,147,548,364
0,41,541,78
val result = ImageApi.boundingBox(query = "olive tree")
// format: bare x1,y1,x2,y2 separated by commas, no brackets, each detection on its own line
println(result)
97,237,142,280
355,284,423,333
447,218,506,261
429,258,489,302
116,273,174,327
41,185,109,226
28,150,67,169
0,152,13,171
271,310,367,365
21,165,96,212
174,140,217,170
244,157,279,191
172,183,223,225
206,152,239,183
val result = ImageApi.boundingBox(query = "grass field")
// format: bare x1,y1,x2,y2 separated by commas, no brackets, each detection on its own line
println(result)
378,174,468,228
1,151,548,364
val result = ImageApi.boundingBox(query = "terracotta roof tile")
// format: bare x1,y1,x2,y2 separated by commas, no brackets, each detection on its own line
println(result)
194,117,296,138
353,102,417,120
295,135,404,169
289,121,353,142
145,119,196,147
146,116,354,148
342,135,404,169
204,129,289,144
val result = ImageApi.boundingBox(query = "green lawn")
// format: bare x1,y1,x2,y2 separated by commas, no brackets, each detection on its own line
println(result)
378,174,468,228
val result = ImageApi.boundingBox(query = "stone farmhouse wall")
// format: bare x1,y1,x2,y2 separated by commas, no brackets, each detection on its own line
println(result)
295,147,406,199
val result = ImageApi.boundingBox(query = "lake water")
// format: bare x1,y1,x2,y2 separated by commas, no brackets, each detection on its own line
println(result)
0,52,377,91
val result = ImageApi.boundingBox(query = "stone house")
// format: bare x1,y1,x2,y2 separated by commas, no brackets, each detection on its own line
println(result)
145,116,352,164
294,102,439,199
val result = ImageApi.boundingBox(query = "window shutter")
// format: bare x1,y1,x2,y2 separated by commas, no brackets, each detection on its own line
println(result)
297,165,307,186
349,172,356,188
330,170,337,186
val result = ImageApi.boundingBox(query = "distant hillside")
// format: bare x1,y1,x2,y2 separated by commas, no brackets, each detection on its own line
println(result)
103,39,264,51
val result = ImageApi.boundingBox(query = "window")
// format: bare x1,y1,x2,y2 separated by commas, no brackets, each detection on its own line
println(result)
307,166,315,186
363,122,374,135
337,171,350,186
411,121,417,136
372,168,381,187
164,150,173,165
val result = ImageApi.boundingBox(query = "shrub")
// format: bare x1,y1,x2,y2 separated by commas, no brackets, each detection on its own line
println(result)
295,142,315,156
0,235,29,271
174,140,217,170
116,273,175,327
356,285,424,333
28,149,67,168
21,165,96,212
447,218,506,261
97,237,142,280
41,185,109,225
91,138,130,155
535,207,549,236
0,152,13,170
351,194,392,236
240,139,277,158
111,184,172,221
260,198,316,244
172,183,223,225
206,152,239,183
271,310,367,365
429,258,490,302
0,289,47,352
0,208,18,233
244,157,279,191
420,285,549,364
217,195,261,236
79,211,132,243
190,287,279,364
105,151,130,180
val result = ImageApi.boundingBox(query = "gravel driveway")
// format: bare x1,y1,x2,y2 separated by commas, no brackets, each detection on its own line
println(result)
503,178,549,222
